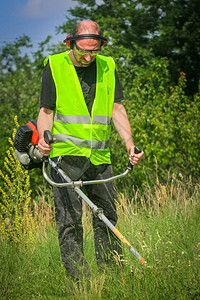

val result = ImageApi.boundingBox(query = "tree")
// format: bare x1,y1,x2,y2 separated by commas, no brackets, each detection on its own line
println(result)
0,37,39,163
0,35,55,165
145,0,200,95
57,0,200,95
0,36,53,196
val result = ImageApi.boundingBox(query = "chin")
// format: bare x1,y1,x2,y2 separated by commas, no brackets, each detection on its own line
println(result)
80,62,91,67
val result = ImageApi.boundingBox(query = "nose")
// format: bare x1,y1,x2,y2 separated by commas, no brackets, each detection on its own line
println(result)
84,53,92,61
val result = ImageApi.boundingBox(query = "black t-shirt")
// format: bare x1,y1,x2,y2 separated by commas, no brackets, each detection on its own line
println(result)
40,58,124,115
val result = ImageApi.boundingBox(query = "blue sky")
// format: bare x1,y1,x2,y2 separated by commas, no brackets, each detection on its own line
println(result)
0,0,78,50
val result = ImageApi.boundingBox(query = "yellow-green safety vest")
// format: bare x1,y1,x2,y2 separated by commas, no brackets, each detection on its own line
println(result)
44,51,115,165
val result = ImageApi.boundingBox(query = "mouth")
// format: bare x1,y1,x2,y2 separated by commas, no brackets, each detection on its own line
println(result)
79,59,94,66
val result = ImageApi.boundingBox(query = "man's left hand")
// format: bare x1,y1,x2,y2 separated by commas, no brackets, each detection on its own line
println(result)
129,146,144,166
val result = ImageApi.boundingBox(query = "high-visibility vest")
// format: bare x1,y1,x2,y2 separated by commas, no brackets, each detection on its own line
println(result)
44,51,115,165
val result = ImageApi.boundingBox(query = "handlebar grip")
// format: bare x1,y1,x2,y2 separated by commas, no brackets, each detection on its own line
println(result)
42,130,54,163
44,130,54,144
134,146,142,154
127,146,142,171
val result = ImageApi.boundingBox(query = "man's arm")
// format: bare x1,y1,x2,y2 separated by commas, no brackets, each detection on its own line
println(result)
37,107,55,156
112,102,143,165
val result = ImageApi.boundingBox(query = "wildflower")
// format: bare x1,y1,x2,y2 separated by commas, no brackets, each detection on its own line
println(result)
0,118,35,244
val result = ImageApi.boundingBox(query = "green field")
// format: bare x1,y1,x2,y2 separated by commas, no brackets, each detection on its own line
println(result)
1,179,200,300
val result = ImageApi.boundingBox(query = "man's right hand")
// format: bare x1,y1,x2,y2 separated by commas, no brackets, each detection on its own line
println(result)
38,137,56,156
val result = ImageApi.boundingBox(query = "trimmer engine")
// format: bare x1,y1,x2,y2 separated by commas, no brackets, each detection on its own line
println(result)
14,121,42,169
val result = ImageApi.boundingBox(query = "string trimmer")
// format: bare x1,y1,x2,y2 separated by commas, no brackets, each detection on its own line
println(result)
14,122,146,265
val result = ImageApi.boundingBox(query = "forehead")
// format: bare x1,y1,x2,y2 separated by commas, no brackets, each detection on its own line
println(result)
76,36,101,47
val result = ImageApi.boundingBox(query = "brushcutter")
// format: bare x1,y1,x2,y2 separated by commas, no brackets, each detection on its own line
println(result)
14,122,146,265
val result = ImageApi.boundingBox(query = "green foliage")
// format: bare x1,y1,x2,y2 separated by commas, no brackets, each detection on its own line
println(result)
0,35,32,74
0,118,36,243
0,3,200,196
109,54,200,194
0,36,63,196
0,34,61,160
58,0,200,94
146,0,200,94
56,1,200,192
0,36,40,169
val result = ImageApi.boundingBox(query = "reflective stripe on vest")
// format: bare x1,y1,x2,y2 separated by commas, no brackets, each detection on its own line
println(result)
54,134,110,149
54,112,112,125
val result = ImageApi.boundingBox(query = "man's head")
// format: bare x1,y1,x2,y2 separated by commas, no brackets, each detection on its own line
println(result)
72,20,102,37
66,20,106,67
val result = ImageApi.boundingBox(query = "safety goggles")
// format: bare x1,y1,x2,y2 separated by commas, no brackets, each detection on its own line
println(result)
74,43,101,56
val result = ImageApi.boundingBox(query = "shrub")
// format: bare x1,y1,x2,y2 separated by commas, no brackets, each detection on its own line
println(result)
110,56,200,195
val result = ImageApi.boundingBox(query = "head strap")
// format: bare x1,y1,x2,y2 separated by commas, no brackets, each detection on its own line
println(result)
64,34,107,44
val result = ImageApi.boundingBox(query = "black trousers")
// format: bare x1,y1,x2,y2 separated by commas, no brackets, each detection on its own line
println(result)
51,157,122,279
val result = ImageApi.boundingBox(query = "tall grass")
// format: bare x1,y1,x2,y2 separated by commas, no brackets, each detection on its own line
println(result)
1,176,199,300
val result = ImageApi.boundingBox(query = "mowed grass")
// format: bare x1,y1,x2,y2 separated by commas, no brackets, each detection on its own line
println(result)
0,180,200,300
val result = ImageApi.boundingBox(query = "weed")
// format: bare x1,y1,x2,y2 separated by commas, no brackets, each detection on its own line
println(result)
0,116,35,244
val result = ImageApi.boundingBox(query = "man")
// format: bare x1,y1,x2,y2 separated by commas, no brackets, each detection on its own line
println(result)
37,20,143,280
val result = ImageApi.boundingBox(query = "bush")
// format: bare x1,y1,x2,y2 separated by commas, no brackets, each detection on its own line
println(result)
110,56,200,195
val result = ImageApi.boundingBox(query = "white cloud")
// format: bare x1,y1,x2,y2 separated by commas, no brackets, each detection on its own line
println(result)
20,0,76,19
